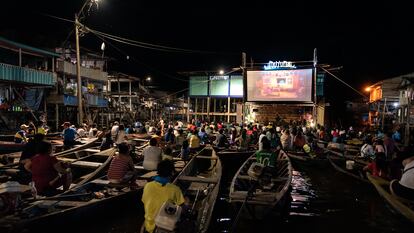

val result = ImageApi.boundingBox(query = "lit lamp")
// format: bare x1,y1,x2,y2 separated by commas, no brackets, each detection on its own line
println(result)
365,87,371,92
219,70,224,75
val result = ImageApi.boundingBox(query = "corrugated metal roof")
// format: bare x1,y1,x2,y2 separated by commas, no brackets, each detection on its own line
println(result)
0,36,60,57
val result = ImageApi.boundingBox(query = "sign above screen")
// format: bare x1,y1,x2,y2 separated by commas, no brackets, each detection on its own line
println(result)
246,69,313,102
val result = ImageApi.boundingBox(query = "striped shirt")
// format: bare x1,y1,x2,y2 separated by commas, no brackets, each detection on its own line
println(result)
107,155,134,182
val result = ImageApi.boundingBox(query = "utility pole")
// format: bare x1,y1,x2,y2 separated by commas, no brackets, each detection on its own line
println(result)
75,14,83,125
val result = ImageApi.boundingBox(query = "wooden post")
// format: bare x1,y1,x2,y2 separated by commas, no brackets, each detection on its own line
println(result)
382,98,387,130
405,92,411,146
207,96,210,122
19,48,22,67
187,97,190,123
227,97,231,123
129,80,132,111
195,98,198,120
201,98,205,121
52,57,55,73
55,104,59,131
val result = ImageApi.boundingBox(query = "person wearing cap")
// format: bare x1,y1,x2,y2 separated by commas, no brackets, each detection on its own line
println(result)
14,124,29,143
62,122,78,150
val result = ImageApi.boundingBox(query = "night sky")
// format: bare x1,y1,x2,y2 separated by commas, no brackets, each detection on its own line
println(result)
1,1,413,99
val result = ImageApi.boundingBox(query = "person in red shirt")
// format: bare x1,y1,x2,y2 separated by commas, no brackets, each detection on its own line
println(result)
363,152,388,178
25,141,72,196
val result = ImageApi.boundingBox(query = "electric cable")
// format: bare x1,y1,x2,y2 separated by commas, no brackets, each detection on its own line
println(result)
320,67,367,98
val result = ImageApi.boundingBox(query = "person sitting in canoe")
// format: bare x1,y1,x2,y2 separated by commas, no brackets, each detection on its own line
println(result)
180,140,191,161
234,129,249,151
390,155,414,201
142,160,186,233
25,141,72,196
62,121,80,149
17,134,45,184
255,138,277,168
363,152,388,179
214,128,229,148
142,138,163,171
188,130,201,152
14,124,29,143
107,143,136,184
360,138,375,159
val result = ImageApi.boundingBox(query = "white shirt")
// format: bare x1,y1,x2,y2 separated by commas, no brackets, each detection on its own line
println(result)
360,144,374,158
142,146,162,171
400,160,414,189
111,125,119,139
77,128,86,137
115,130,126,144
258,134,266,151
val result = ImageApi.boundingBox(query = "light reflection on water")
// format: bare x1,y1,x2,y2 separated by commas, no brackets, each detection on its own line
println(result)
43,159,413,233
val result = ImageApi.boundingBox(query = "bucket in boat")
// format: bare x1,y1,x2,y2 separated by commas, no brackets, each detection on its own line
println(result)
346,160,355,170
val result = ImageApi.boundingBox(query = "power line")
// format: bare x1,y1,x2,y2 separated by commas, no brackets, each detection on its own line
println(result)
40,13,238,55
320,66,367,98
86,26,237,55
92,33,190,82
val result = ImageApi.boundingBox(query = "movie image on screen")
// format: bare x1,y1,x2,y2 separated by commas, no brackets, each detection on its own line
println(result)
247,69,313,102
189,76,209,96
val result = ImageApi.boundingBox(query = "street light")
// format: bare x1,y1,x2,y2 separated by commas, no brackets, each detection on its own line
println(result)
219,70,224,75
365,87,371,92
146,76,152,82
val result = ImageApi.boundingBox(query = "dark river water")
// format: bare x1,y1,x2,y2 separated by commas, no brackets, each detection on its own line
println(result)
51,158,412,233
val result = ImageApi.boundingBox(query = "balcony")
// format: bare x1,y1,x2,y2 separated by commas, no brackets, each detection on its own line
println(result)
56,60,108,82
0,62,55,85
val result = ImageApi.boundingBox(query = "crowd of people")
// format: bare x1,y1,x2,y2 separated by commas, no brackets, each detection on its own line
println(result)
9,116,414,232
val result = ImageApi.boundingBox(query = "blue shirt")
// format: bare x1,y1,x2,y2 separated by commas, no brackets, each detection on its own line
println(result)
63,128,77,141
392,131,401,142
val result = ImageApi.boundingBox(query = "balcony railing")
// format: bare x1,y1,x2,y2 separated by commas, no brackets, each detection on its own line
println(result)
56,60,108,82
0,62,55,85
63,94,108,107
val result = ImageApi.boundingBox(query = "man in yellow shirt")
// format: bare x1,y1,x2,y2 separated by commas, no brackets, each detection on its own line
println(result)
141,160,185,233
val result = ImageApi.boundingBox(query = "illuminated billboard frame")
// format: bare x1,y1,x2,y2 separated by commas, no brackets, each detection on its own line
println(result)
189,76,209,96
209,75,230,97
189,75,244,97
244,68,315,104
229,75,244,97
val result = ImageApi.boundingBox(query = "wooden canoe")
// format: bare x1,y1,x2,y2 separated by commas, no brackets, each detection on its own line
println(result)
170,145,222,233
366,172,414,223
327,153,369,183
0,148,115,231
229,150,292,218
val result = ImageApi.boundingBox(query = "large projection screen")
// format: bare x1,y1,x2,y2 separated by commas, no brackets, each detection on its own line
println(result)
209,76,229,96
247,69,313,102
230,75,243,97
189,76,209,96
